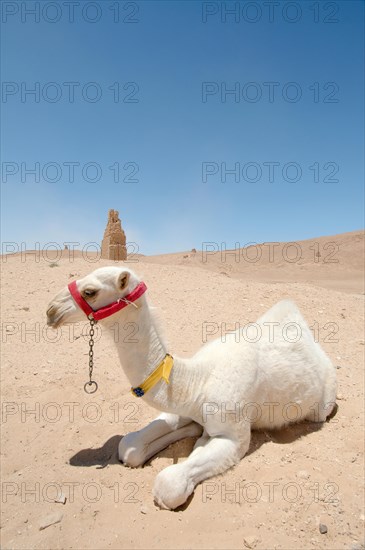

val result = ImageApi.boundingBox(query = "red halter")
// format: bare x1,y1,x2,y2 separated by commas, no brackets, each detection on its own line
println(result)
68,280,147,321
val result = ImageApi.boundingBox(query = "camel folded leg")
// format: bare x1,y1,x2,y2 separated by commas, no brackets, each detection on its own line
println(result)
153,424,251,510
118,413,203,467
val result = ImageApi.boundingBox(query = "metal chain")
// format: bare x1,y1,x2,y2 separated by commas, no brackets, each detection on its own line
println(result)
88,318,95,382
84,317,98,394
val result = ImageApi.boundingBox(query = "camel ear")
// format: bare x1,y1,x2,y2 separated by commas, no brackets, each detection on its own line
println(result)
117,271,130,291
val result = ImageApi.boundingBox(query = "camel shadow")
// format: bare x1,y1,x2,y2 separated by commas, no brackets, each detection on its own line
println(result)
69,433,197,468
247,419,323,456
69,434,122,468
246,402,338,456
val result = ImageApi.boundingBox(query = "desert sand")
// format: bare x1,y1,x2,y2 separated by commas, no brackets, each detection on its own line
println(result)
1,230,364,550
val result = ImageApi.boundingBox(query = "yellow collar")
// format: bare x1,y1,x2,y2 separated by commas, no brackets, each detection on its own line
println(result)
131,354,174,397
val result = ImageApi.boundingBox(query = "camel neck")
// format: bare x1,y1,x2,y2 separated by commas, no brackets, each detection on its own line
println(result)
103,296,168,389
101,295,205,416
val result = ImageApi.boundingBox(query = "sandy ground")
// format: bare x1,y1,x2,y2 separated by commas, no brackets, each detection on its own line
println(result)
0,231,364,550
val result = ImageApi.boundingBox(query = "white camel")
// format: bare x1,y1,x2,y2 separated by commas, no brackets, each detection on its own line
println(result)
47,266,337,510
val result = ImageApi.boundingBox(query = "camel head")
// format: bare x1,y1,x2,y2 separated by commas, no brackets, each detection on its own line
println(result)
46,266,142,328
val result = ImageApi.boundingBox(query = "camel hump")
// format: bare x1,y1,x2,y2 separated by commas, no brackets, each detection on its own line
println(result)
257,299,303,325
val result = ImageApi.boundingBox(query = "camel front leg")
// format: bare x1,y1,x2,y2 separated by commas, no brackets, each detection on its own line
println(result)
118,413,202,467
153,431,249,510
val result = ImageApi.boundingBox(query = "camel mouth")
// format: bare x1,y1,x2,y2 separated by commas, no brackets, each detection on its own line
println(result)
47,312,63,329
46,305,71,328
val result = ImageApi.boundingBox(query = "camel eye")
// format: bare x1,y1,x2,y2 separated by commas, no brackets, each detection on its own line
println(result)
83,288,97,298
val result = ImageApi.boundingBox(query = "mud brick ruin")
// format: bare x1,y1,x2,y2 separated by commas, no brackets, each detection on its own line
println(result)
101,209,127,261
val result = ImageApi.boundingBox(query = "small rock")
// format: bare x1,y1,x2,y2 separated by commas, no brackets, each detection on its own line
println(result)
337,394,345,400
140,505,149,515
319,523,328,534
297,470,310,480
55,493,67,504
243,536,260,548
39,512,63,530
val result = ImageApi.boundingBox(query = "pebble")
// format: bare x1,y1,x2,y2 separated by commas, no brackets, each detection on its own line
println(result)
297,470,310,480
243,535,260,548
55,493,67,504
140,505,149,515
39,512,63,530
319,523,328,534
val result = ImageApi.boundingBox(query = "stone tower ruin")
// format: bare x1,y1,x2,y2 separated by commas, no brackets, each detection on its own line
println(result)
101,209,127,261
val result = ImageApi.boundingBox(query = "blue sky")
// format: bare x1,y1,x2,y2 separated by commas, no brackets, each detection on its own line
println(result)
1,0,364,255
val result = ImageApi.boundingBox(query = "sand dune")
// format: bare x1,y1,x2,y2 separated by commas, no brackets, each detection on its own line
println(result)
143,230,364,294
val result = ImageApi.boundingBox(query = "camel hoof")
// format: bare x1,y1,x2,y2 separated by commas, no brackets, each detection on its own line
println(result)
153,464,194,510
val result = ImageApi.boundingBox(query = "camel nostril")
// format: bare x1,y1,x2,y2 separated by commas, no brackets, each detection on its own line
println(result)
46,305,55,317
